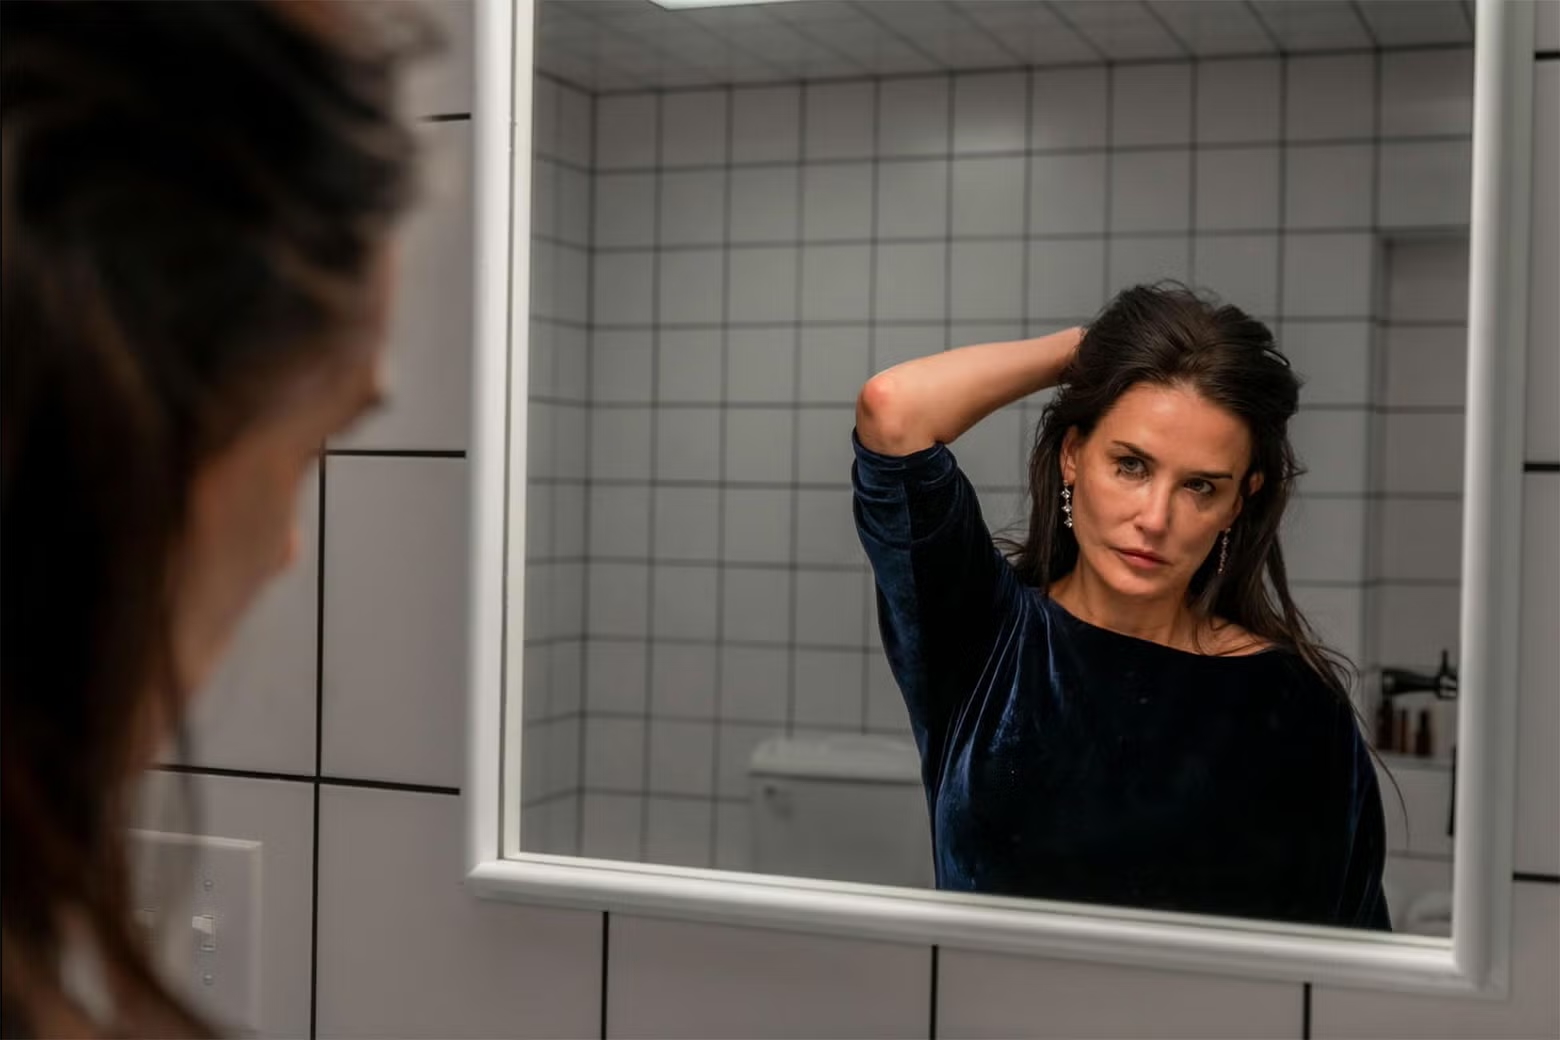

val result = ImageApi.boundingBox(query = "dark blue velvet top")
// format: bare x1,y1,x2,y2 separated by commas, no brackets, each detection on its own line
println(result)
852,433,1391,931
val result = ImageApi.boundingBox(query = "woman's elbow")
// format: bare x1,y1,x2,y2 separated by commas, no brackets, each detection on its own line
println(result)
856,372,921,454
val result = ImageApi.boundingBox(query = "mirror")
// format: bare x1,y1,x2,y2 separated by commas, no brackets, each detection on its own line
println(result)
507,0,1507,953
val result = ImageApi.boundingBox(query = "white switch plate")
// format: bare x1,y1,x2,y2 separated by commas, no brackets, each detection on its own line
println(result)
129,829,262,1033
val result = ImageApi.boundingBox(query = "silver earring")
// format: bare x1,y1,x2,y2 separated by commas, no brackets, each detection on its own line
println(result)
1217,529,1231,575
1061,485,1074,529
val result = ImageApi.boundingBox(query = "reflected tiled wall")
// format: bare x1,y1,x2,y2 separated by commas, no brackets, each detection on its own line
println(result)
558,48,1478,870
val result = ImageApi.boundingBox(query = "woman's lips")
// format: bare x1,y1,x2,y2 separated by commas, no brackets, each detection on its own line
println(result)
1115,548,1168,569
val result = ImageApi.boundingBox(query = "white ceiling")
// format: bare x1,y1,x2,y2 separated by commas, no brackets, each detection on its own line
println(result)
537,0,1476,92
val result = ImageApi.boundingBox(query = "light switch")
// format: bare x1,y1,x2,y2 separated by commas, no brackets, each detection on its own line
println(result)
192,913,217,953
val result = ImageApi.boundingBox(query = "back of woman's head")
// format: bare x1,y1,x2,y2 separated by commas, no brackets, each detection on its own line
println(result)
1,3,428,1034
1014,281,1351,692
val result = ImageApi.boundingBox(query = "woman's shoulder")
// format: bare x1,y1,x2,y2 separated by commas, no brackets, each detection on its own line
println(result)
1202,617,1276,658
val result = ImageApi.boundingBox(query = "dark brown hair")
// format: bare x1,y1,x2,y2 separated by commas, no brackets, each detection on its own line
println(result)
2,3,428,1034
1010,281,1354,695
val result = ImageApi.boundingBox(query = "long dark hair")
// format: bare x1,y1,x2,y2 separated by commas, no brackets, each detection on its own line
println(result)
2,3,427,1034
1010,281,1354,698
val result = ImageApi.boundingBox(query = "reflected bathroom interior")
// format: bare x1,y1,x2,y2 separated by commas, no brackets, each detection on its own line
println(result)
517,0,1476,937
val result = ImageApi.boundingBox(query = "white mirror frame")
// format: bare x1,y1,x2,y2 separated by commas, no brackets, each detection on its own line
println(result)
464,0,1536,996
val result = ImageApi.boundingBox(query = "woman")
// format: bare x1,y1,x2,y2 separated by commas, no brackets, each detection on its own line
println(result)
852,282,1390,931
2,3,428,1033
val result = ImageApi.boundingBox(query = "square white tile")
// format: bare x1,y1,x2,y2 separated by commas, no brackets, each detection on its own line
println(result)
650,642,719,719
1378,140,1472,230
597,94,658,170
721,567,791,645
1284,144,1374,229
588,563,650,639
648,720,716,797
1385,236,1468,323
1516,474,1560,875
1375,498,1461,582
657,329,725,403
585,716,647,792
876,160,950,239
1282,496,1368,584
805,81,874,160
794,569,867,648
1383,325,1467,409
1282,233,1376,318
581,792,644,862
590,408,653,481
589,485,652,559
795,487,865,567
803,162,874,242
714,802,752,871
135,773,315,1040
661,90,728,167
585,640,648,715
1110,150,1192,233
653,487,721,563
954,407,1023,489
1032,66,1108,150
556,84,592,168
315,787,601,1038
1291,584,1366,664
879,75,950,157
404,0,473,118
875,324,948,371
801,244,872,322
722,487,792,565
1381,412,1465,494
1381,48,1474,138
321,457,466,788
729,247,798,323
1197,58,1281,144
644,797,714,868
800,327,870,404
1192,234,1279,317
180,473,318,775
335,122,472,453
1375,583,1461,668
733,86,801,163
719,646,790,723
532,76,557,159
731,167,800,244
605,916,929,1039
557,167,591,249
938,946,1299,1039
724,408,794,484
1527,63,1558,462
954,71,1026,154
593,252,655,326
1196,147,1280,231
950,241,1025,324
1028,239,1107,319
1028,153,1108,234
727,327,797,403
658,250,724,326
655,408,722,482
660,171,726,247
1111,63,1192,147
951,156,1026,237
865,654,907,734
1312,884,1559,1038
876,243,948,322
652,566,719,641
1286,53,1376,142
792,649,865,729
594,173,656,249
591,330,654,404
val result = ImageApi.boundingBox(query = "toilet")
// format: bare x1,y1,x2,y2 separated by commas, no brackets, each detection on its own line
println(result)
748,733,935,888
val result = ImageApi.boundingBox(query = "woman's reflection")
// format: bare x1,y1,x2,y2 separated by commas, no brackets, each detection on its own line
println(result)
852,282,1390,931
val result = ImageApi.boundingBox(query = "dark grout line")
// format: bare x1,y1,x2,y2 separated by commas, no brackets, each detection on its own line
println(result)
326,448,467,459
1302,981,1312,1039
1524,461,1560,473
421,112,472,123
1514,872,1560,884
152,763,460,797
600,913,611,1040
309,450,327,1040
928,945,940,1040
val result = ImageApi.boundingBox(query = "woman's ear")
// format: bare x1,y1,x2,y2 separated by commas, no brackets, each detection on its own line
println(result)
1060,427,1081,485
1231,471,1265,523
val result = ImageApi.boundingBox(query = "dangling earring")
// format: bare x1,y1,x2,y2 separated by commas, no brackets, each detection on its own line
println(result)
1217,529,1231,575
1061,485,1074,529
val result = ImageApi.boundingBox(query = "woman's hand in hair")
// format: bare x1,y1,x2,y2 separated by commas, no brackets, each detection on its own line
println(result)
855,327,1083,456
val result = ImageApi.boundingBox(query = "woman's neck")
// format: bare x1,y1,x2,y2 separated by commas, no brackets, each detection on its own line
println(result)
1047,565,1201,652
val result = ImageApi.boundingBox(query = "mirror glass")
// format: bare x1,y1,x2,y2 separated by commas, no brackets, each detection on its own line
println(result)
518,0,1475,938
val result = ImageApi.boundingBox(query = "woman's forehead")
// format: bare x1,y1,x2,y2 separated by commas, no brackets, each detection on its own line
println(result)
1094,384,1252,466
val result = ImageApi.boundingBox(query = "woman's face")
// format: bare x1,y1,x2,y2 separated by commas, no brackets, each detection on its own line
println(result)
1060,382,1262,601
171,248,397,697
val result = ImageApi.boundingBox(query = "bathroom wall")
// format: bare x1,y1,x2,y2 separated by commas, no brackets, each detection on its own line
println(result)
535,44,1478,871
146,2,1558,1037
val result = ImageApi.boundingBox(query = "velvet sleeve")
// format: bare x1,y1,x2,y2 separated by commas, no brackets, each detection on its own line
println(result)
1337,735,1394,930
850,431,1017,766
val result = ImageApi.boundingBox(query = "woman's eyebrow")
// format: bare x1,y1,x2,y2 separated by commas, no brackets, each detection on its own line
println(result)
1111,440,1234,480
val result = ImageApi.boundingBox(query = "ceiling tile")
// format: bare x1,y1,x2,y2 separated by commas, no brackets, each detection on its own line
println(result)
1049,0,1189,61
1356,0,1473,46
1250,0,1373,50
1150,0,1278,56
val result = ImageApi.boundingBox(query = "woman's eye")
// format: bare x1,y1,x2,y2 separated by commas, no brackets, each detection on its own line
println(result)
1187,479,1215,496
1116,456,1145,476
